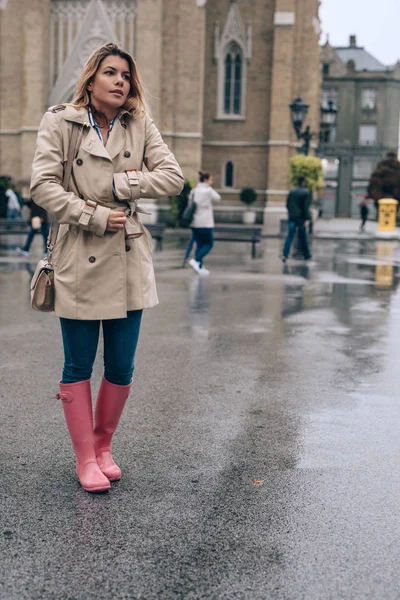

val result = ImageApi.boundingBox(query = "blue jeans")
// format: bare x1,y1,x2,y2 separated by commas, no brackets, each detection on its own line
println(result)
283,219,311,259
193,228,214,267
183,232,195,264
23,222,49,253
60,310,143,385
8,209,22,219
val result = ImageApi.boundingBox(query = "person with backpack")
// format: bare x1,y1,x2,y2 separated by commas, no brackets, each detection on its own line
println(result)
187,171,221,276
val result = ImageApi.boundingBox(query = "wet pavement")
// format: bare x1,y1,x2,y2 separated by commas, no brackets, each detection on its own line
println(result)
1,231,400,599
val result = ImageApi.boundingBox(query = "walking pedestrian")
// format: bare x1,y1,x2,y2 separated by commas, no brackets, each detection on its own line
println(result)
16,198,49,257
30,42,184,493
188,171,221,276
6,185,22,219
359,196,370,232
282,175,312,262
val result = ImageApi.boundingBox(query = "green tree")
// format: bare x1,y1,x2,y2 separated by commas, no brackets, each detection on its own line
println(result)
289,155,324,194
367,152,400,204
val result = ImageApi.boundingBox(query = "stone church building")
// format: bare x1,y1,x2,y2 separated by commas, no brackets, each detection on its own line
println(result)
0,0,321,229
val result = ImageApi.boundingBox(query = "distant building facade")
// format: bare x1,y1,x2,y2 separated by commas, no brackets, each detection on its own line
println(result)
0,0,321,230
320,35,400,217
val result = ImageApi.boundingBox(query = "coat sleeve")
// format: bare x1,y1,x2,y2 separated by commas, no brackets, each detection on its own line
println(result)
210,188,221,202
113,114,184,201
30,111,110,236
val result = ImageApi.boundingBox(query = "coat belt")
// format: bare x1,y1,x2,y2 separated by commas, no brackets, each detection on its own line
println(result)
93,198,151,239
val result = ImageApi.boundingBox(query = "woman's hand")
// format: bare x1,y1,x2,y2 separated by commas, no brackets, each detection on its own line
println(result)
106,210,127,232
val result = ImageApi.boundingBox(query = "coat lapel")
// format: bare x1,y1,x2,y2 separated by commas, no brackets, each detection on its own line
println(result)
106,119,126,160
124,116,145,169
80,126,110,160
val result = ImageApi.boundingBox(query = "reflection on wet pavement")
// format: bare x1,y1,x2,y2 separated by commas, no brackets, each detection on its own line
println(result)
2,235,400,598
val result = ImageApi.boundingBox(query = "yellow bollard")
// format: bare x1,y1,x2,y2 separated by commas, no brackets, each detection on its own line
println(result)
377,198,398,234
375,241,395,288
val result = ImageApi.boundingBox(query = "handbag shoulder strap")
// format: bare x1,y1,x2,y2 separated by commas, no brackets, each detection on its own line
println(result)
62,124,81,189
48,123,83,254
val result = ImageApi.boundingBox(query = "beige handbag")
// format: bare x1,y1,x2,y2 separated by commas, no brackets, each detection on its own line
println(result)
31,124,82,312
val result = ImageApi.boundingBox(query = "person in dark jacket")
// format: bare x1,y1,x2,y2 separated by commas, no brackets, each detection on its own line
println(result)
16,198,49,256
359,196,370,232
282,175,312,262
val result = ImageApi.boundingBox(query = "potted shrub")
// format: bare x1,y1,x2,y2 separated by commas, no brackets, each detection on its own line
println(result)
240,187,257,224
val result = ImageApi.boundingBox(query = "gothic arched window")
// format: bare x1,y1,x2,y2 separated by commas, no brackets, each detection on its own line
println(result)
223,44,243,115
224,161,235,188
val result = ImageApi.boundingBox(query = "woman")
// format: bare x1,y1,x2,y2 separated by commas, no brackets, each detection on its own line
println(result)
30,43,184,493
188,172,221,276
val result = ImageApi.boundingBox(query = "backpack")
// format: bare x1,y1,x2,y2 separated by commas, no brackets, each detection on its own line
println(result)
180,194,197,227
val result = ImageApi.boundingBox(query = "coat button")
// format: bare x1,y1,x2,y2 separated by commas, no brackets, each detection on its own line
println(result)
88,256,96,263
76,158,83,166
124,151,131,158
125,245,130,252
79,194,84,199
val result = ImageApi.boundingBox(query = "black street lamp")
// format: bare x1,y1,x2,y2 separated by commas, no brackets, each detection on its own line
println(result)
319,99,339,144
290,97,339,155
289,97,317,156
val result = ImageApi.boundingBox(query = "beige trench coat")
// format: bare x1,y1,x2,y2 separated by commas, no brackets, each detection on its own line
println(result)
30,105,184,320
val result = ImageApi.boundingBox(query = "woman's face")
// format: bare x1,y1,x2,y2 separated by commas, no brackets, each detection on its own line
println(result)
87,55,131,114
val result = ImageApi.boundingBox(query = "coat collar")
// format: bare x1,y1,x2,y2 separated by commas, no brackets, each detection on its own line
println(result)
61,105,131,125
62,105,130,160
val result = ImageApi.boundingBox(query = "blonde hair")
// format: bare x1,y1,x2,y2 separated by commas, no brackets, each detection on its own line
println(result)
70,43,146,118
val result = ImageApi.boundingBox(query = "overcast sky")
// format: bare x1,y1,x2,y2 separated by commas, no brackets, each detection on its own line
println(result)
319,0,400,66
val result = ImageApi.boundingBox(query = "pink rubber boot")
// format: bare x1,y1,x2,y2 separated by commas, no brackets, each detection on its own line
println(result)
57,380,111,493
93,377,131,481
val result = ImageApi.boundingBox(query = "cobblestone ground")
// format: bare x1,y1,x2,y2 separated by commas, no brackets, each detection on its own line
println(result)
1,233,400,599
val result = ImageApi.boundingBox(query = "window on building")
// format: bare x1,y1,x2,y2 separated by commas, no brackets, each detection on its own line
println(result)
224,43,243,115
224,161,235,188
359,125,377,145
322,158,340,180
353,157,377,179
321,88,339,109
323,63,330,76
361,89,378,110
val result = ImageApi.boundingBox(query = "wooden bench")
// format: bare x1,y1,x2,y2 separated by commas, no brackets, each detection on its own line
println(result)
0,219,166,252
213,225,262,259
